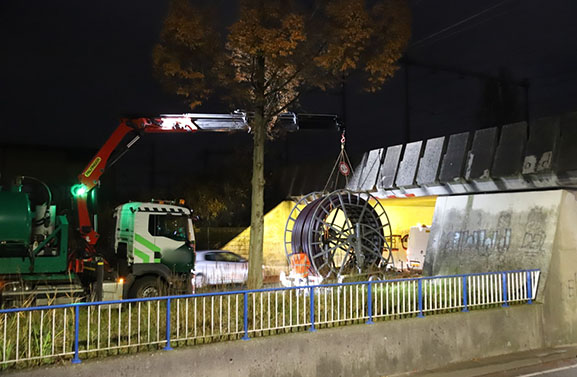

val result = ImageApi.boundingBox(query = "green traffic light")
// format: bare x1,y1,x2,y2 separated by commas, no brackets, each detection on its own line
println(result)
71,184,88,197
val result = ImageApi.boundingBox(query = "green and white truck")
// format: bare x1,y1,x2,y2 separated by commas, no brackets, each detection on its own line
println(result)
0,113,249,304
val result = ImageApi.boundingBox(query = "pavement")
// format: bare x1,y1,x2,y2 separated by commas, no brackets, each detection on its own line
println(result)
392,345,577,377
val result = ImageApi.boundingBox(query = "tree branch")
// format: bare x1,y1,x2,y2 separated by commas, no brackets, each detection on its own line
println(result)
249,56,257,88
267,92,303,119
265,66,303,97
263,65,282,91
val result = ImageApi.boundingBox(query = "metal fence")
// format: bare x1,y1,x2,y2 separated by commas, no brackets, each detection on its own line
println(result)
0,269,540,369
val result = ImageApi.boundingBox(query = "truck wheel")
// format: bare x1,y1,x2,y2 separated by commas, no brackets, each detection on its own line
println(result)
129,276,166,298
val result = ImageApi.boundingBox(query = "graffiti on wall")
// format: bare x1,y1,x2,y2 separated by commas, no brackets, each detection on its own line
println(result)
567,273,576,300
442,212,512,256
440,207,550,258
425,193,561,277
520,207,547,256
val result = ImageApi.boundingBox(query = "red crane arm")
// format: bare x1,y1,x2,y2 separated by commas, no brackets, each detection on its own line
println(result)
78,114,249,190
70,113,249,272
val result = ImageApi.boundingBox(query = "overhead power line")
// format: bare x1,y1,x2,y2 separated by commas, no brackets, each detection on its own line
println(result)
410,0,515,50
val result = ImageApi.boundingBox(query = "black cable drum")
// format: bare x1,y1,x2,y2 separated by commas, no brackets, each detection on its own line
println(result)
289,190,392,278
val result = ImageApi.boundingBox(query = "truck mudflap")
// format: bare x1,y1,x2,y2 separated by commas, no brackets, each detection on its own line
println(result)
101,280,123,301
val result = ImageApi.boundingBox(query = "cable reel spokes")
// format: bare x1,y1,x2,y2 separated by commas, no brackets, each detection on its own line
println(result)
285,189,393,280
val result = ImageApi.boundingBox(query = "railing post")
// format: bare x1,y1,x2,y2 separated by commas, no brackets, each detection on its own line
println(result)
72,305,81,364
164,298,173,350
526,271,533,304
502,272,509,307
366,282,374,324
242,292,250,340
309,287,316,331
462,276,469,312
418,279,424,317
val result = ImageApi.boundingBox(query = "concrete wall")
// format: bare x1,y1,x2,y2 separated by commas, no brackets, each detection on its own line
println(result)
9,305,544,377
223,201,294,267
423,190,565,300
542,190,577,346
375,196,436,235
423,189,577,346
375,196,436,269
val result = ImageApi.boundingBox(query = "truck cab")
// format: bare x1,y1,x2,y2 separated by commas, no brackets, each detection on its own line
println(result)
114,201,196,298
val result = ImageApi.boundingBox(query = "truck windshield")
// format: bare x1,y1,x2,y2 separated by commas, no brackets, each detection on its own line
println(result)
149,214,192,242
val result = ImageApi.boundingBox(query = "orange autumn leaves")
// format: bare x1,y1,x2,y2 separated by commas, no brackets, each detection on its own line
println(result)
152,0,220,109
153,0,411,117
152,0,410,289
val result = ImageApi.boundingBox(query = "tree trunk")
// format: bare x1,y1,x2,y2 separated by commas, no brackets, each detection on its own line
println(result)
247,55,266,289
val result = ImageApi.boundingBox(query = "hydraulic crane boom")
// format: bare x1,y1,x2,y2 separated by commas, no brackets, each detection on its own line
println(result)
69,111,340,273
0,110,340,302
70,112,250,272
78,113,249,191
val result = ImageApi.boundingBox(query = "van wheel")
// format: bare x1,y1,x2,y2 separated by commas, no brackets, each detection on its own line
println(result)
129,276,166,298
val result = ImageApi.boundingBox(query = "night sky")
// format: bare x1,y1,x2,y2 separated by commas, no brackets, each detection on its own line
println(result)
2,0,577,204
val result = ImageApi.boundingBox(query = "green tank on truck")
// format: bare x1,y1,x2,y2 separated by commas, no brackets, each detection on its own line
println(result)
114,201,195,298
0,179,196,304
0,188,74,305
0,191,32,256
0,192,196,303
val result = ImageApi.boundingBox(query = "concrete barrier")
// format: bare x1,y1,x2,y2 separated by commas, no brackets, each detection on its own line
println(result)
424,189,577,346
351,112,577,198
8,305,544,377
423,189,563,294
541,190,577,346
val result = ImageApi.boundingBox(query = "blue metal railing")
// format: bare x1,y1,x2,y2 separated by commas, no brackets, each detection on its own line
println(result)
0,269,540,367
